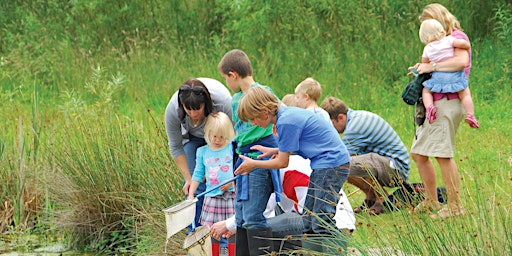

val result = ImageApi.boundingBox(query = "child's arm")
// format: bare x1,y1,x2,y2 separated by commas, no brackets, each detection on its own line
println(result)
220,181,234,191
453,38,470,50
250,145,279,159
188,180,200,200
235,151,291,175
188,148,205,200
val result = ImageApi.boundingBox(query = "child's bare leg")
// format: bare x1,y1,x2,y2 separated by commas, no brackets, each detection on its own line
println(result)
459,87,479,128
423,87,437,123
422,87,434,109
458,88,474,116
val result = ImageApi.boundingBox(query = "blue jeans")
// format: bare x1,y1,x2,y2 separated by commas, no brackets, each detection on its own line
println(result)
267,212,304,251
268,212,304,237
303,166,349,234
234,166,273,229
234,135,277,230
184,135,206,232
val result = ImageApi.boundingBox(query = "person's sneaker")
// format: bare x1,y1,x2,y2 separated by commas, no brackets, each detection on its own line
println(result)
220,246,229,256
415,101,426,126
353,199,375,213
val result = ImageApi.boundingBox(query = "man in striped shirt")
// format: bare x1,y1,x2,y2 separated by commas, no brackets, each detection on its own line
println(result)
321,97,411,215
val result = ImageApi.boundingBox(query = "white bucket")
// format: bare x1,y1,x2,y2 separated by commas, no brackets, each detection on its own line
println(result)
183,225,212,256
162,198,198,239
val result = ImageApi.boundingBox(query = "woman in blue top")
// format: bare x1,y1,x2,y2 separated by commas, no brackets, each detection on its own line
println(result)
235,86,351,254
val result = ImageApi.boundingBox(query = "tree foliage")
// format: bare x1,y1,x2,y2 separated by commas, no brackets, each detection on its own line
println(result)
1,0,509,96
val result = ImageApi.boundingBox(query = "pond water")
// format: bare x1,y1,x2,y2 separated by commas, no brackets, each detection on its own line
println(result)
0,235,85,255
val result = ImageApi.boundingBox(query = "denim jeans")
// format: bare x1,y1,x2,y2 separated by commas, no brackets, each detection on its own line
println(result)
234,166,273,229
184,135,206,231
267,212,304,252
234,135,277,230
267,212,304,236
303,166,349,234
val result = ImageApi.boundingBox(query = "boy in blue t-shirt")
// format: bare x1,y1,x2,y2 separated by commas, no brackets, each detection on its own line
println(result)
236,86,351,254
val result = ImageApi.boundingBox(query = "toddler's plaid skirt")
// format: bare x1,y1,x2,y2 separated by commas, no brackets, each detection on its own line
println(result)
200,191,235,227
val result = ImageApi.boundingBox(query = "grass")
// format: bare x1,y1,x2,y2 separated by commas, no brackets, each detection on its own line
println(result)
348,149,511,255
1,46,510,255
1,1,511,254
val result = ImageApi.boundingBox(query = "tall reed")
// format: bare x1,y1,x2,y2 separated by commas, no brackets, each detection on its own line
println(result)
1,0,511,255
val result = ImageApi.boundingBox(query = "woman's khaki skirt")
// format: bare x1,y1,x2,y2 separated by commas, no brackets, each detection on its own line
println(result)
411,97,464,158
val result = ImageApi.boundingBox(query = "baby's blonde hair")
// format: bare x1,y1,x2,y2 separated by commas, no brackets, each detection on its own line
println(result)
204,112,235,146
294,77,322,102
238,86,279,123
419,19,446,44
281,94,298,107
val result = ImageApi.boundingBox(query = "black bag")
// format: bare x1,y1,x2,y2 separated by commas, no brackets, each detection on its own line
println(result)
401,73,432,105
414,101,426,126
385,183,446,210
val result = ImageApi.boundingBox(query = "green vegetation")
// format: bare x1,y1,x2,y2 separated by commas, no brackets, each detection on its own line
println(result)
1,0,511,255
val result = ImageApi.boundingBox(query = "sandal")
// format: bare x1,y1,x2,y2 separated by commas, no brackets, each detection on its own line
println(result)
430,205,466,219
353,199,375,213
426,105,437,124
411,200,442,214
465,114,479,128
369,202,384,215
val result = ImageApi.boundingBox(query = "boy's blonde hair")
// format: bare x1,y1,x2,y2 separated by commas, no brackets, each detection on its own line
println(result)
217,49,253,78
204,112,235,145
281,94,298,107
294,77,322,102
238,86,279,122
419,3,462,35
419,19,446,44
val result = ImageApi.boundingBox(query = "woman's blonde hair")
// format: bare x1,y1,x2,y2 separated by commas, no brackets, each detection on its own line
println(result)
204,112,235,146
419,19,446,44
238,86,279,122
419,3,462,35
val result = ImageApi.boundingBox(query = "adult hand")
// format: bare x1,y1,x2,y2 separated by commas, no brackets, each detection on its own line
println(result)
414,62,435,74
210,220,234,240
250,145,278,159
234,155,255,175
182,181,191,195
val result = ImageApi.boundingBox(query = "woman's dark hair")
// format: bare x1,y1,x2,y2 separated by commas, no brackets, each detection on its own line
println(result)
177,78,214,120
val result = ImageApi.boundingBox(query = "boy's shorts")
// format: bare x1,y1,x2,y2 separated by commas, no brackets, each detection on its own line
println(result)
349,153,401,187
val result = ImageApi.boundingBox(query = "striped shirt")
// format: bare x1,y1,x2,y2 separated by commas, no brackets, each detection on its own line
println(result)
342,109,410,180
